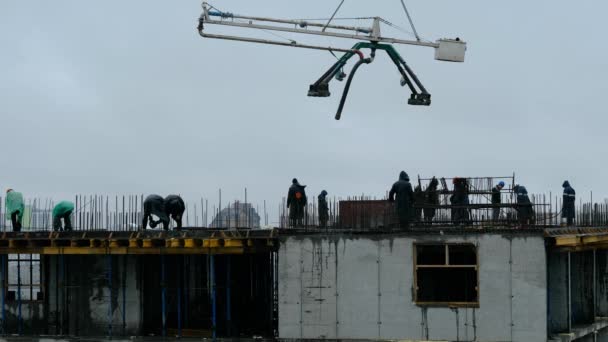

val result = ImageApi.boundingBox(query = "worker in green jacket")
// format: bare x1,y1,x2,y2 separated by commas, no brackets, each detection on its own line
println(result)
5,189,24,232
52,201,75,231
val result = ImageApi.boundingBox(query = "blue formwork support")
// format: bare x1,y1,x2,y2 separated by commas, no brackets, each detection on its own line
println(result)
226,255,231,336
161,254,167,338
107,254,113,337
177,256,182,338
17,255,22,335
210,254,216,340
1,254,5,335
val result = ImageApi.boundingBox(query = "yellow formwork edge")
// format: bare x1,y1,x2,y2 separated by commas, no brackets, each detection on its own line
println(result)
203,239,221,248
129,239,139,248
555,236,581,246
184,239,202,248
582,235,608,245
142,239,154,248
224,239,243,247
169,239,183,248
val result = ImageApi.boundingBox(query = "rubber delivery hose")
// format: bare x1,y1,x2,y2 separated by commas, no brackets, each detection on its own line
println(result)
335,57,372,120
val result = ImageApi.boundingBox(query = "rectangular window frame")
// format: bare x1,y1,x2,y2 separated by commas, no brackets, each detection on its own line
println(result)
413,243,479,308
5,254,44,303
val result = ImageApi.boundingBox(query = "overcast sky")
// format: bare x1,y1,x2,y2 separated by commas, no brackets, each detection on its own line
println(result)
1,1,607,223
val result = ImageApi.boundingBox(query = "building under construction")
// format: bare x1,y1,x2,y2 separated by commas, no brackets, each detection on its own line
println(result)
2,176,608,341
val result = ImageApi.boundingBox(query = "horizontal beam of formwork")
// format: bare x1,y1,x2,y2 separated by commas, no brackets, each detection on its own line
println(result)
0,245,275,255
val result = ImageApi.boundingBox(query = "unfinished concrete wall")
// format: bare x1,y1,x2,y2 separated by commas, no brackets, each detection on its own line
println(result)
278,232,547,341
46,255,141,336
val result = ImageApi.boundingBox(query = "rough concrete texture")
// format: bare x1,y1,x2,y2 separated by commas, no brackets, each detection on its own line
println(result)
278,232,547,341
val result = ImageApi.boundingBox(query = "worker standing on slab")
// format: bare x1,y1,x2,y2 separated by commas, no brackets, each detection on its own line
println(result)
423,177,439,224
562,181,576,226
52,201,74,231
413,185,425,223
389,171,414,229
450,178,471,225
165,194,186,230
287,178,307,228
491,181,505,221
5,189,24,232
513,184,535,225
142,194,170,230
318,190,329,228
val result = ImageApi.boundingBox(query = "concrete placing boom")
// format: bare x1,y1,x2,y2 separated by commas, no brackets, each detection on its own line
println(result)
197,2,466,120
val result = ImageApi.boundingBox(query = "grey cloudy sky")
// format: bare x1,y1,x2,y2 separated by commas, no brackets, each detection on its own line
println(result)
1,1,607,222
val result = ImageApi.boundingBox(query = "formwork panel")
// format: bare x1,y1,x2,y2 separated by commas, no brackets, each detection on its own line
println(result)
377,238,421,339
511,236,548,342
336,238,380,339
301,238,338,339
475,234,512,340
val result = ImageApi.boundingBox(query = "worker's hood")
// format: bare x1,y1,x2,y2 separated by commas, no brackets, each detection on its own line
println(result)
399,171,409,181
318,190,327,199
563,181,570,188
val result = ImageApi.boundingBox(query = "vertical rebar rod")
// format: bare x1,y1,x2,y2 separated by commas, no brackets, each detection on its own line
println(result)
226,255,232,336
17,254,22,335
178,255,182,338
122,255,126,336
211,254,217,340
161,254,166,337
107,254,113,337
0,254,5,334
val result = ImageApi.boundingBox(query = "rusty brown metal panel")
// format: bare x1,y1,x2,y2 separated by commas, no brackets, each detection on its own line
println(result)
338,200,397,229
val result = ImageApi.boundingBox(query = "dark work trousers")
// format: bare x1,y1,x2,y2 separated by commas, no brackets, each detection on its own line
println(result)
10,211,22,232
53,212,73,231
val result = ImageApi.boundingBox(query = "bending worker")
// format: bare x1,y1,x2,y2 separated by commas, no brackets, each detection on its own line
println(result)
491,181,505,221
164,194,185,230
142,194,169,230
562,181,576,226
389,171,414,228
5,189,24,232
52,201,74,231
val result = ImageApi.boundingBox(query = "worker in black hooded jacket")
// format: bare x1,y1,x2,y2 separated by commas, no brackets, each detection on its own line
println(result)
413,185,425,223
287,178,307,227
318,190,329,228
423,177,439,224
389,171,414,228
562,181,576,226
165,195,186,230
142,194,170,230
513,185,535,225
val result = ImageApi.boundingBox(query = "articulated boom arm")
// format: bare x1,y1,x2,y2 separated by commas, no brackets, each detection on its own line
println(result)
308,42,430,120
197,2,466,120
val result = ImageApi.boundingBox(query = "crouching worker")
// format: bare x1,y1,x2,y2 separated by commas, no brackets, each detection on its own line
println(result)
165,195,185,230
142,194,169,230
5,189,24,232
53,201,75,231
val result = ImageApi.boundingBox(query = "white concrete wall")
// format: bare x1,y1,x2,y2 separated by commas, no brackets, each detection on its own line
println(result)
278,232,547,342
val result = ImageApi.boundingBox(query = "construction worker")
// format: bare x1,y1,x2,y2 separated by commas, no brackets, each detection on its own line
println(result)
450,177,471,225
513,184,534,225
287,179,307,227
423,177,439,224
5,189,24,232
318,190,329,228
413,185,425,223
165,195,186,230
562,181,576,226
52,201,74,231
142,194,169,230
389,171,414,228
491,181,505,221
